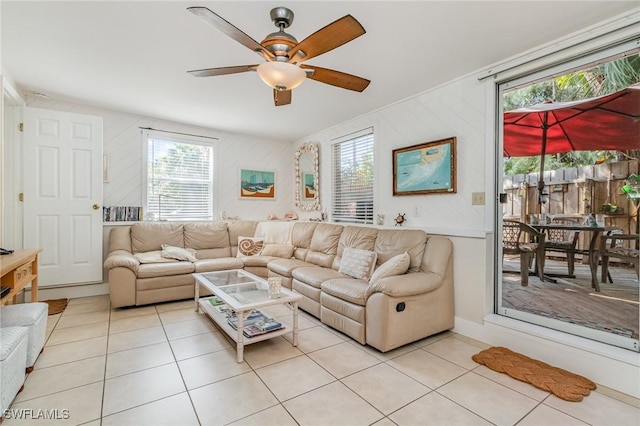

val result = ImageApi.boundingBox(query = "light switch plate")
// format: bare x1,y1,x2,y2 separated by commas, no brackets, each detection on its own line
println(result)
472,192,485,205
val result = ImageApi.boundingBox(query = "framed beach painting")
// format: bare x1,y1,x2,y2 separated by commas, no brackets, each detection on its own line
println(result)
239,169,276,199
393,137,457,195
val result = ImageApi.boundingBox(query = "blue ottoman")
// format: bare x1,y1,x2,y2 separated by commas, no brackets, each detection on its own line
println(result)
1,302,48,372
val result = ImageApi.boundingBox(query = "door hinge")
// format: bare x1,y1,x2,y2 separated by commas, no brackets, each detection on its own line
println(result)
19,193,24,202
19,123,24,132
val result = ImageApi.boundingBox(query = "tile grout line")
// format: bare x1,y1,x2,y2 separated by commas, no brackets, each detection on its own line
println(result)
98,300,112,426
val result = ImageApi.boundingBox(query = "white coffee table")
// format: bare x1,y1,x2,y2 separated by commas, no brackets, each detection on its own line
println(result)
194,269,302,362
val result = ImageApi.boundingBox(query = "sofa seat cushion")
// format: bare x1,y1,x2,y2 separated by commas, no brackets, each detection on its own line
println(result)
194,258,244,273
134,250,177,264
268,258,315,278
292,267,347,289
241,255,280,268
321,278,368,306
137,261,195,278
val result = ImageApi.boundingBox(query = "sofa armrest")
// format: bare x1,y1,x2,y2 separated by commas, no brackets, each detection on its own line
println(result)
366,271,442,298
104,249,140,273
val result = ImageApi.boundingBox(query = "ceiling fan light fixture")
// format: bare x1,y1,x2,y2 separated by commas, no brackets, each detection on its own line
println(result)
256,61,306,91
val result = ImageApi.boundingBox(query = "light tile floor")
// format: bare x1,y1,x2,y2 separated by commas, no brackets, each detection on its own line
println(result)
5,294,640,425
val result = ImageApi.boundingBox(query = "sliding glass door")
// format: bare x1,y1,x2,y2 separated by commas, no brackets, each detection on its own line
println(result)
496,41,640,351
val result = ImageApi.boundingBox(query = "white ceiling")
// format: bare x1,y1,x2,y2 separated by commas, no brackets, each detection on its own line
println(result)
3,1,638,141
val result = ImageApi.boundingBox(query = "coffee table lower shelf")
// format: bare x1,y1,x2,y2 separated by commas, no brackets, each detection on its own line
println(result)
197,297,296,362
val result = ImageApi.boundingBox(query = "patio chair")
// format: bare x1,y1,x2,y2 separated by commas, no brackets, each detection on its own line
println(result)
543,217,581,276
503,220,546,286
599,230,639,283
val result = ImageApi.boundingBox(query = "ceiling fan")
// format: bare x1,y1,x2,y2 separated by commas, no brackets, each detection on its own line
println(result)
186,6,370,106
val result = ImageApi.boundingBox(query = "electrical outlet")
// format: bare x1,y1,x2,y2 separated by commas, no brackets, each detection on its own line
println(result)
472,192,485,205
413,204,421,217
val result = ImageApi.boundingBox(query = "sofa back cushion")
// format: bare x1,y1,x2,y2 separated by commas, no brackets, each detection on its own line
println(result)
184,222,231,258
131,223,184,253
255,221,294,244
227,221,259,256
333,226,378,270
375,229,427,272
305,223,343,268
291,222,318,260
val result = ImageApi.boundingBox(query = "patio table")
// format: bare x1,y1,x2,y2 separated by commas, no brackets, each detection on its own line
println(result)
532,223,609,292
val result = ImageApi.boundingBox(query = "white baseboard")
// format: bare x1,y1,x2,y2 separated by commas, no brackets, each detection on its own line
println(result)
453,315,640,399
25,282,109,302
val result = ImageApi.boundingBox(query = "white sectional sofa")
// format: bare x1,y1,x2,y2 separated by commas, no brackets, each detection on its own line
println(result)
104,220,454,352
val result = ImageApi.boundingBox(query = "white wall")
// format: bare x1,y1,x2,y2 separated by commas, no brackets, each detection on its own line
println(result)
296,74,492,324
20,98,294,221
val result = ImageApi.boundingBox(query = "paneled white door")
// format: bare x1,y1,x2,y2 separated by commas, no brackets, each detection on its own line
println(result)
23,107,103,286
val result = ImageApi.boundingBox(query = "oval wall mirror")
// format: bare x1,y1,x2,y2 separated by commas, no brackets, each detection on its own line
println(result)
295,143,320,211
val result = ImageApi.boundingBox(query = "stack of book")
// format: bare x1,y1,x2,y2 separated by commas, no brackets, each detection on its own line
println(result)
206,298,283,338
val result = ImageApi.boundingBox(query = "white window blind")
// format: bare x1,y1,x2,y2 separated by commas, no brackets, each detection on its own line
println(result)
145,135,213,221
332,130,374,224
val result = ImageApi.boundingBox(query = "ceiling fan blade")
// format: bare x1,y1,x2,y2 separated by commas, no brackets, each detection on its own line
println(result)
301,65,370,92
274,89,292,106
187,65,258,77
187,7,274,61
288,15,365,63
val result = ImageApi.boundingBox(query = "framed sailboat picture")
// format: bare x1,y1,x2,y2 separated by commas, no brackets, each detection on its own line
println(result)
239,169,276,199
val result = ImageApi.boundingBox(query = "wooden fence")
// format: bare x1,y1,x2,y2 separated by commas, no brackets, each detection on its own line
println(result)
503,159,639,254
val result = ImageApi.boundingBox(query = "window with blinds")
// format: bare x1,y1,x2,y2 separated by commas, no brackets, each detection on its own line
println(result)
145,134,213,221
332,130,375,224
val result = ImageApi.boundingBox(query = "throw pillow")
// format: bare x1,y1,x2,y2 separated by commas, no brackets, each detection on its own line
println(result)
339,247,377,280
260,243,295,258
369,252,410,285
134,250,177,264
161,244,197,262
236,236,264,257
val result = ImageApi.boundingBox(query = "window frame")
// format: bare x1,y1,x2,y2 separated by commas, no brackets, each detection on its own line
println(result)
142,130,215,222
331,128,375,224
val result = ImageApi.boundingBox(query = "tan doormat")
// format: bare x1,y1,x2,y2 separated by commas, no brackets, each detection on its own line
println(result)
44,298,68,315
472,347,596,402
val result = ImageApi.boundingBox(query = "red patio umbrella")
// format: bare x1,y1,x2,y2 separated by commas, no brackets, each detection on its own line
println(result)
503,83,640,207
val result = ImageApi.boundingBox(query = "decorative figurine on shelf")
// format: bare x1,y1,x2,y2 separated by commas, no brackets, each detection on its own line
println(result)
394,213,406,226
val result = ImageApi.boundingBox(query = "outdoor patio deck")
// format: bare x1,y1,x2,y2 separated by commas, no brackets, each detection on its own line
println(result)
502,258,639,340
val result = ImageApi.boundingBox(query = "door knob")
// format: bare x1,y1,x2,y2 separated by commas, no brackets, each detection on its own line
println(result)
93,204,100,210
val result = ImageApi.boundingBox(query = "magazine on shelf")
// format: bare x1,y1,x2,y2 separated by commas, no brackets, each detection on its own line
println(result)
227,310,283,336
227,310,269,329
208,297,225,306
243,320,284,338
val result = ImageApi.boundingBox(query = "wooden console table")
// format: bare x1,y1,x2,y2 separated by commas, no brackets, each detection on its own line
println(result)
0,248,43,305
